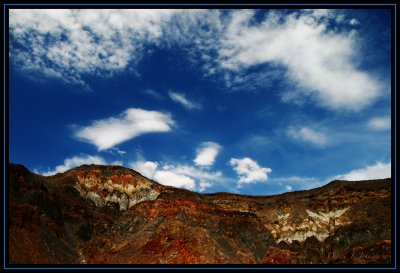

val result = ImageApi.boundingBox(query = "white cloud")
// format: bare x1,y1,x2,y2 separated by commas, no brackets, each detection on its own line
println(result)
368,116,391,130
216,10,380,111
229,157,272,185
40,154,107,176
168,91,201,110
10,9,382,110
288,126,328,147
162,164,223,182
130,160,159,179
158,164,222,192
154,170,196,190
349,18,360,26
9,9,225,89
194,142,221,166
286,185,293,191
335,162,391,181
143,89,164,100
129,159,223,192
75,108,174,150
9,9,178,89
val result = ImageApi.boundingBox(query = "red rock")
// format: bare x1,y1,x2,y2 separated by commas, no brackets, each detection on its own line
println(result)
7,163,392,265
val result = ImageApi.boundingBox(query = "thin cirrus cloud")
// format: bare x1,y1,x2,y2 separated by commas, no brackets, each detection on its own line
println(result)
335,161,391,181
287,126,328,147
168,91,202,110
368,116,391,130
74,108,175,151
271,176,323,193
229,157,272,186
194,142,221,166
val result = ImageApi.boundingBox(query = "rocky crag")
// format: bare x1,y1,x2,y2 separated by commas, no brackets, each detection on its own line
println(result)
8,163,391,264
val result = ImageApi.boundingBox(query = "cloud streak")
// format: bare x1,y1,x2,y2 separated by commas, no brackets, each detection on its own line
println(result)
271,176,323,193
75,108,174,150
288,126,328,147
143,89,164,100
168,91,201,110
368,117,391,130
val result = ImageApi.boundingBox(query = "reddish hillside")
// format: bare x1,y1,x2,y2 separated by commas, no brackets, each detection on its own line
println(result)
8,163,391,265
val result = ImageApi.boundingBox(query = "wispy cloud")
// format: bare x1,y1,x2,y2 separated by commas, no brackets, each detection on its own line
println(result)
287,126,328,147
229,157,272,186
216,10,380,111
108,147,127,156
9,9,178,89
335,161,391,181
239,134,282,154
38,154,107,176
168,91,201,110
368,116,391,130
271,176,323,192
194,142,221,166
75,108,174,150
9,9,225,90
143,89,164,100
10,10,382,111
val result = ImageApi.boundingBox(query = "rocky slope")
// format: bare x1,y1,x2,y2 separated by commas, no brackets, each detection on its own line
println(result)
8,163,392,264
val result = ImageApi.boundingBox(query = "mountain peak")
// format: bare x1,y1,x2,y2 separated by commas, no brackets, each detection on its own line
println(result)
69,164,141,176
58,164,164,211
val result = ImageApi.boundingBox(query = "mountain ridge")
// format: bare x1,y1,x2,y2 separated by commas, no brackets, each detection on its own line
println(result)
8,163,391,264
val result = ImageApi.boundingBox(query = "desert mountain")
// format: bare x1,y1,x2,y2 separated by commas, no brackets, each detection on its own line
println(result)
8,163,391,265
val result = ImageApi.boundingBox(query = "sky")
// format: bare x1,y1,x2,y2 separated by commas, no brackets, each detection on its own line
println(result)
8,8,392,195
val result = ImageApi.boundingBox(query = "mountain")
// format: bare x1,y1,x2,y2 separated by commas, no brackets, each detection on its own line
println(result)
8,163,391,265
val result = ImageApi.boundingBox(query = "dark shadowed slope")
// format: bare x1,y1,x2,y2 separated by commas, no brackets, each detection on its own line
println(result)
8,163,391,264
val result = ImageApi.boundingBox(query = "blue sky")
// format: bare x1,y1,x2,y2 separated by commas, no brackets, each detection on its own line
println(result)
9,9,392,195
